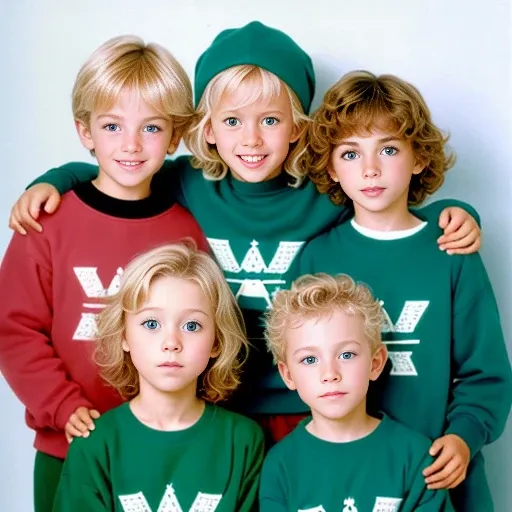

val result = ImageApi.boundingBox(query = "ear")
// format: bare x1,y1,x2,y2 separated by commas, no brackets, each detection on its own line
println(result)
277,361,297,391
121,338,130,353
209,342,221,359
167,132,182,156
369,344,388,381
327,163,339,183
289,121,306,144
204,121,216,145
412,156,427,175
75,120,95,151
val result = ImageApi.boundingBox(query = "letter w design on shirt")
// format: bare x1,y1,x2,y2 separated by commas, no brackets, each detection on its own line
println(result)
380,300,429,377
72,266,124,341
118,483,222,512
207,238,304,308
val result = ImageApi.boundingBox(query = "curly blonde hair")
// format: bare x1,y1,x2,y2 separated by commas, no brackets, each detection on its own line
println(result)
72,35,193,138
306,70,455,206
95,242,248,403
184,65,310,186
265,273,384,363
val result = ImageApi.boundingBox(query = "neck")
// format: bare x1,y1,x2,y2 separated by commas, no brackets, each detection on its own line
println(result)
307,399,380,443
353,202,422,232
93,172,151,201
130,379,205,431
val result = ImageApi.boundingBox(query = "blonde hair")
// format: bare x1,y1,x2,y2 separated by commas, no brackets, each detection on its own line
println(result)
72,35,193,137
95,242,248,403
184,65,310,186
265,273,383,363
306,70,455,206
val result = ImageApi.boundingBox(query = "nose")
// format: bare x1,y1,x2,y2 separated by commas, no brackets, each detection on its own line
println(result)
362,155,381,179
162,331,182,353
241,122,263,148
321,361,341,383
121,130,142,153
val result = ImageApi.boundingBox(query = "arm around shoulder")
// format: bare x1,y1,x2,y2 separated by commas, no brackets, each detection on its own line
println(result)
29,161,99,194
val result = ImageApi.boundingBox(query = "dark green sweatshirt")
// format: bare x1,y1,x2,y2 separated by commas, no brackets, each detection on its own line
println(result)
260,414,454,512
53,402,264,512
297,219,512,511
30,157,479,414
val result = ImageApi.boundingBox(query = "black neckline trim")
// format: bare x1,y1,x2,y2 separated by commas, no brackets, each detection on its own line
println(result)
73,181,175,219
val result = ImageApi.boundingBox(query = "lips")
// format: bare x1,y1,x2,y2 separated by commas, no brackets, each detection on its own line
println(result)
361,187,385,197
158,362,183,368
239,155,266,163
320,391,347,398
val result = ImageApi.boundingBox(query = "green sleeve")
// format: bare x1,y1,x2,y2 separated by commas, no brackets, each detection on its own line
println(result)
53,437,112,511
258,450,288,512
401,453,455,512
415,198,481,227
237,423,266,512
445,254,512,457
29,162,99,194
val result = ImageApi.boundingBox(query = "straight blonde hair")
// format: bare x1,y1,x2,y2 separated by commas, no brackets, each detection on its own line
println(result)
95,242,248,402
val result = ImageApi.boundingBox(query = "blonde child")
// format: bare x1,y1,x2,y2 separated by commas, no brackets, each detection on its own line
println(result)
260,273,453,512
8,23,481,445
0,35,207,512
53,243,264,512
296,70,512,510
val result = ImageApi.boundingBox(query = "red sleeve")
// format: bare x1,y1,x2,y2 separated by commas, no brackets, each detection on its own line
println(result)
0,233,92,431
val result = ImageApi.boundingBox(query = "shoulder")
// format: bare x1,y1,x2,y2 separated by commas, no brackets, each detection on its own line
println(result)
211,406,264,445
382,416,432,456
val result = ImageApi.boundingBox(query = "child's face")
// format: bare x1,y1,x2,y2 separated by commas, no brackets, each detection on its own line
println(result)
205,81,300,183
278,310,386,424
328,130,424,227
76,88,179,200
122,276,218,399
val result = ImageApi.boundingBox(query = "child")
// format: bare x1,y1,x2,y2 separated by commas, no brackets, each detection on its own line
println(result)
0,35,207,512
52,243,264,512
8,23,481,445
260,273,453,511
295,71,512,510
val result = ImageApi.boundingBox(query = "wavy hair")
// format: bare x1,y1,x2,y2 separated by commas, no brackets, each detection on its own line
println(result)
265,273,384,363
306,70,455,206
95,242,248,402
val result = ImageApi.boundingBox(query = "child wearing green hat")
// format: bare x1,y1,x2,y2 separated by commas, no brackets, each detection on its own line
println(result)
9,22,481,445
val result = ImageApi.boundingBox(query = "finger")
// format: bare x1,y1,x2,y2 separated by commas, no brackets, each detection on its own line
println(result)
9,217,27,236
89,409,101,420
441,212,463,236
20,213,43,233
44,193,61,214
438,223,472,245
425,459,460,485
68,414,91,435
65,423,87,438
28,199,41,221
447,240,481,256
438,209,450,230
75,408,96,430
65,432,72,444
448,472,467,489
423,451,451,477
427,465,463,490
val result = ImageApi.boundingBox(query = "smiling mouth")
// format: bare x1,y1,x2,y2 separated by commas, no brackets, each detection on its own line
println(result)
238,155,267,163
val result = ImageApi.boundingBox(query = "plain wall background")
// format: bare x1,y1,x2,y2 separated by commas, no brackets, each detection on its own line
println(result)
0,1,510,510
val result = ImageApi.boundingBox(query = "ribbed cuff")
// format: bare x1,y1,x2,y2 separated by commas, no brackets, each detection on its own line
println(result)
445,415,487,458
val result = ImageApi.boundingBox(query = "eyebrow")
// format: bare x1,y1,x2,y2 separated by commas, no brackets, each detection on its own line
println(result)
136,307,210,317
218,108,286,116
338,136,400,146
96,114,169,123
293,339,362,355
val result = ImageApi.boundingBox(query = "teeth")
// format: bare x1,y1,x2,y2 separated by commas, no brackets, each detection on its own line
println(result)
240,155,265,163
119,161,142,166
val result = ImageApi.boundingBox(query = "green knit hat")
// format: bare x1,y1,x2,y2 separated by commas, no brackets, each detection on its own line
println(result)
194,21,315,113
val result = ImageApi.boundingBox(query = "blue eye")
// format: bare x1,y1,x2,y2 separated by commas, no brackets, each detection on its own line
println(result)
342,151,358,161
183,321,201,332
144,125,160,133
301,356,318,365
224,117,241,127
262,117,278,126
340,352,355,360
142,319,160,330
104,123,120,132
381,146,398,156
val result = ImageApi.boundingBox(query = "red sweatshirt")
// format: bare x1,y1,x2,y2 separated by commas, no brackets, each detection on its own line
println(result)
0,182,207,458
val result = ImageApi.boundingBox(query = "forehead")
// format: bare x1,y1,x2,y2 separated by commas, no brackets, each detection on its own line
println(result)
285,309,368,347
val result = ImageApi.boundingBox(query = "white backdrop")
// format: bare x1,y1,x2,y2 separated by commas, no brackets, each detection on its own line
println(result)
1,1,510,510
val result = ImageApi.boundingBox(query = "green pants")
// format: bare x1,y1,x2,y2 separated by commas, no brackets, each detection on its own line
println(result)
34,451,65,512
